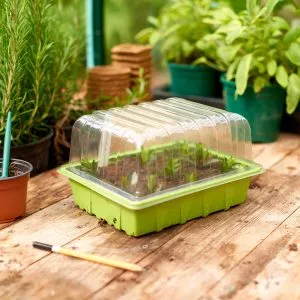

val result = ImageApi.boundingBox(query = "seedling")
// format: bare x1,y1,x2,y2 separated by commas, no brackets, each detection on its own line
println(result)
81,159,97,173
196,143,211,161
184,172,197,183
120,176,129,190
147,174,158,193
165,158,181,177
221,156,235,172
140,146,154,165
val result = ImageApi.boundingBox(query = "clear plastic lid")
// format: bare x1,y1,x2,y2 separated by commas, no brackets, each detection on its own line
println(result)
69,98,252,199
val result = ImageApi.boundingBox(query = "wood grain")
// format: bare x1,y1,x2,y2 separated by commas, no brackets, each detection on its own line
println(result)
253,133,300,170
211,206,300,300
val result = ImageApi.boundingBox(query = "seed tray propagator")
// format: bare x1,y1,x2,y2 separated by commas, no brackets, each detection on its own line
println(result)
60,98,263,236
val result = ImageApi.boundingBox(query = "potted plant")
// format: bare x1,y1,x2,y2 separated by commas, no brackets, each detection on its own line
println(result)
136,0,235,98
0,159,32,223
0,0,84,175
200,0,300,142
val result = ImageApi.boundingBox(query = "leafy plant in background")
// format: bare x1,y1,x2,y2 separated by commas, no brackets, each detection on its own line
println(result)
136,0,235,66
200,0,300,113
0,0,85,146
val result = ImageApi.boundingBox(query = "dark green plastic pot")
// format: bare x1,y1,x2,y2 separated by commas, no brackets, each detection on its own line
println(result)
168,63,220,98
221,77,285,143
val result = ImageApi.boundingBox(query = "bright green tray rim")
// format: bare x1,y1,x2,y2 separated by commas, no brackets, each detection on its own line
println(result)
59,156,263,211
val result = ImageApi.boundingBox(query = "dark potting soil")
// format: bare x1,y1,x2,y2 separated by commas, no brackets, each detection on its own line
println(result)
84,153,223,197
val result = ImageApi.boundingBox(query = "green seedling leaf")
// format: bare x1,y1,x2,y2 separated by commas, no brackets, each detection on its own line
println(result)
165,158,181,177
120,176,129,190
184,172,197,183
140,146,154,165
276,65,289,88
147,174,158,193
286,43,300,66
286,73,300,114
236,54,253,96
221,156,236,172
267,60,277,76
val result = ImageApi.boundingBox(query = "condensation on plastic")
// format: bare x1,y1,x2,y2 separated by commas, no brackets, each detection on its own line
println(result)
69,98,252,199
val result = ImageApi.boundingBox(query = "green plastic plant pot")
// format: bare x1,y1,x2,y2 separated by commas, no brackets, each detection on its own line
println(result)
168,63,219,98
59,153,263,237
221,76,285,143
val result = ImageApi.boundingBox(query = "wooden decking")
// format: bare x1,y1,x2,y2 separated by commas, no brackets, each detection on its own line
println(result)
0,133,300,300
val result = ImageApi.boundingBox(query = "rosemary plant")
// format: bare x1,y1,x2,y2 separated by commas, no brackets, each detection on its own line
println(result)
0,0,85,146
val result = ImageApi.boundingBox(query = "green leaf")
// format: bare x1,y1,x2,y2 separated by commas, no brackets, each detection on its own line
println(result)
283,27,300,44
217,45,241,64
286,74,300,114
227,59,240,81
276,65,289,88
267,60,277,76
247,0,257,17
147,16,159,27
254,76,268,93
226,27,245,44
149,31,160,46
182,41,194,58
286,43,300,66
236,54,253,95
265,0,284,17
217,20,242,34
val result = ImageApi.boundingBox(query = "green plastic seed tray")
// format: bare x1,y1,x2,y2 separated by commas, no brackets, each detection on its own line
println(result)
60,98,263,236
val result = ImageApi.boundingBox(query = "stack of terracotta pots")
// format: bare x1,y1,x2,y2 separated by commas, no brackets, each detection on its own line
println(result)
111,44,152,101
87,65,131,109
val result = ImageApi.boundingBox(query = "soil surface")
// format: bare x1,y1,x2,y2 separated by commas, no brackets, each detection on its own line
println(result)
82,151,225,197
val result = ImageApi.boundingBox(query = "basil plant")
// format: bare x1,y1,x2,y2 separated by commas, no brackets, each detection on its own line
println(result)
136,0,235,66
198,0,300,114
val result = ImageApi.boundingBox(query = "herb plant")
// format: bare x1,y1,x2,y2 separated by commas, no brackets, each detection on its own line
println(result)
200,0,300,113
136,0,234,65
0,0,84,146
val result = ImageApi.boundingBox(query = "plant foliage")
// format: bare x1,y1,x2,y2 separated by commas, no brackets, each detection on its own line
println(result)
136,0,235,66
0,0,85,146
199,0,300,113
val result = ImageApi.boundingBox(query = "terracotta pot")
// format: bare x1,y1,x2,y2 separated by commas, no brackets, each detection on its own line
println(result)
0,159,33,223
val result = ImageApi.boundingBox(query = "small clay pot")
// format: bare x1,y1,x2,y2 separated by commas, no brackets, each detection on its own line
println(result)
0,159,33,223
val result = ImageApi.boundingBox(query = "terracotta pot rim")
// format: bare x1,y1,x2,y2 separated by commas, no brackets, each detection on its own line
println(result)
0,159,33,182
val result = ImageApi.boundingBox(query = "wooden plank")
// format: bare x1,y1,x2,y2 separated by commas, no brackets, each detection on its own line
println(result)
0,169,71,231
253,133,300,169
272,146,300,176
0,173,277,298
210,206,300,300
0,219,194,299
91,171,300,299
0,197,98,275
